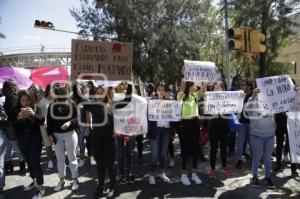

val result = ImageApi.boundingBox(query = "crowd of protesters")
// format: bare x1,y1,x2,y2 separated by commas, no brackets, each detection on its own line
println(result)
0,74,299,199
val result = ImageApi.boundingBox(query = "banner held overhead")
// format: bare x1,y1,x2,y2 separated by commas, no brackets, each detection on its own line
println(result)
71,39,133,81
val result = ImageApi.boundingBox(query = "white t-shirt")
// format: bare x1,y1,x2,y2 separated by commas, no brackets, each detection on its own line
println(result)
37,97,52,119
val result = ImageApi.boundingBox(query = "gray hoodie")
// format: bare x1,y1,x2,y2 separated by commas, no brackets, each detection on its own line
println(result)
246,96,276,137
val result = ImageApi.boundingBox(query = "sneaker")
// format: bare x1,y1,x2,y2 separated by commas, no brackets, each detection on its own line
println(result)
78,159,85,168
274,164,283,173
244,154,251,161
180,174,191,186
149,175,156,185
250,176,259,187
54,180,65,192
266,178,275,189
120,176,127,184
191,173,202,185
283,154,290,163
292,172,300,181
209,169,217,178
159,172,170,183
128,175,135,184
235,160,243,169
94,187,104,198
24,182,36,192
20,161,26,174
47,160,54,169
107,188,114,199
32,189,45,199
72,179,80,191
169,158,175,168
222,167,233,176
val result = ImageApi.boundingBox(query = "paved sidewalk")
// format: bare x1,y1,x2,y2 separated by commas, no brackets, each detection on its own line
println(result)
4,139,300,199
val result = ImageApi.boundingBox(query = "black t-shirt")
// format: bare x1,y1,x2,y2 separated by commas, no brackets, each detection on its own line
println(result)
84,103,114,136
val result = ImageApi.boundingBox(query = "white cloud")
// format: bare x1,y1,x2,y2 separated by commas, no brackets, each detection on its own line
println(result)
23,35,42,40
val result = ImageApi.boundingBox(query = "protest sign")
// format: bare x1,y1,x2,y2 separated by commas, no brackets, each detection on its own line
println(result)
287,112,300,164
114,94,148,136
204,91,245,114
148,100,182,121
71,39,133,80
256,75,295,114
184,60,218,84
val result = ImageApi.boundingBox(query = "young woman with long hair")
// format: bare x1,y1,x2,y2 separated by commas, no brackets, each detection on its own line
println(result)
208,81,233,178
84,86,116,198
10,90,45,199
147,84,172,185
47,85,80,192
177,81,205,186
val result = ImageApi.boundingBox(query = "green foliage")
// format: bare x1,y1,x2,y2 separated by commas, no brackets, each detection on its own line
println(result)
71,0,218,84
224,0,300,77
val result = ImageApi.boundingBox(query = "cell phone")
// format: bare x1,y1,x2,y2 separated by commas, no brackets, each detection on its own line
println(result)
21,108,27,112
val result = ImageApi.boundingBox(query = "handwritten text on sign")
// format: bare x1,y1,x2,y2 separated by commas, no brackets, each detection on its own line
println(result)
256,75,295,114
204,91,245,114
148,100,182,121
184,60,217,83
113,94,148,136
71,39,133,80
287,112,300,164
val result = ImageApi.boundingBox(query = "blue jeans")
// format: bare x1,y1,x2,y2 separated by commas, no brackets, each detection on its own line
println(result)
149,128,170,173
5,139,24,162
236,123,250,161
117,136,135,177
0,129,7,188
250,134,274,178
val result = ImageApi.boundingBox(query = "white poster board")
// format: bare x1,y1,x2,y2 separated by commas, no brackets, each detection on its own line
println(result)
184,60,218,84
287,112,300,164
113,94,148,136
148,100,182,121
204,91,245,114
256,75,295,114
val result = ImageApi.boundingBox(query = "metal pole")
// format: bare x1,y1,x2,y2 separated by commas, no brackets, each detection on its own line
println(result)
224,0,231,90
34,26,94,37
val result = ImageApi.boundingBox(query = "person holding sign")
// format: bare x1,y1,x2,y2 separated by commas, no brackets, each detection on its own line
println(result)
147,84,172,185
177,81,205,186
84,86,116,199
207,81,233,178
247,88,276,189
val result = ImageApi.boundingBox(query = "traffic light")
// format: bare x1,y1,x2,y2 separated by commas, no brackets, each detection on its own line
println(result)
34,20,55,29
250,30,266,53
227,27,245,51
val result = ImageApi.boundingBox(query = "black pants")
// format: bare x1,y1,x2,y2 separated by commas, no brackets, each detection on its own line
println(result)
92,132,116,189
209,119,228,169
228,131,236,153
136,135,143,160
85,134,92,157
179,119,199,170
275,124,297,173
17,133,43,185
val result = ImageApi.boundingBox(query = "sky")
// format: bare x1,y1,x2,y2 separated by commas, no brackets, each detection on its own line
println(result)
0,0,81,51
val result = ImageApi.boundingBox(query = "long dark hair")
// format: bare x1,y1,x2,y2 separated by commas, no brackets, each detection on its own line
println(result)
17,90,33,108
183,81,194,101
155,83,167,100
95,86,108,103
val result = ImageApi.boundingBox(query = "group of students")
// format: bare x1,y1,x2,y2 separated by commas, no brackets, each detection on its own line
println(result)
0,74,299,199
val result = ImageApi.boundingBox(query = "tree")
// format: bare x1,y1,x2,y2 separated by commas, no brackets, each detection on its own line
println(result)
225,0,300,77
71,0,216,83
